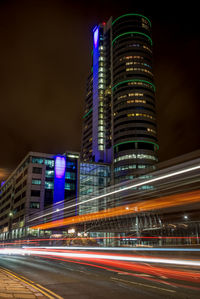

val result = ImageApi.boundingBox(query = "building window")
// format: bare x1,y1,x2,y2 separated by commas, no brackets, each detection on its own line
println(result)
32,167,42,174
45,170,54,177
114,165,137,172
65,172,76,180
65,182,75,190
45,181,54,189
31,190,41,197
32,157,44,164
44,159,55,168
30,202,40,209
32,179,41,185
44,189,53,207
66,161,76,170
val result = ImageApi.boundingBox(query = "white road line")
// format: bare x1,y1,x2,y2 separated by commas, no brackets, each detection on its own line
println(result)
111,277,176,293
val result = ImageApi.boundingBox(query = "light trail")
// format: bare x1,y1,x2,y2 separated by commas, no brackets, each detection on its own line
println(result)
29,164,200,223
30,189,200,229
1,247,200,267
1,247,200,287
36,255,200,290
22,246,200,252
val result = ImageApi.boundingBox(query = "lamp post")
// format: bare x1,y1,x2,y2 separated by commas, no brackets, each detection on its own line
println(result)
8,211,13,240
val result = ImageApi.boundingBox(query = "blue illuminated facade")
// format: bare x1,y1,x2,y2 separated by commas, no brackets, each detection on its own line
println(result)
53,156,66,204
92,26,101,161
91,24,112,163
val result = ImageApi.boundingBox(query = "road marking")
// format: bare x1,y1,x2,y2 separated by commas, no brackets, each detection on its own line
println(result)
133,273,153,277
35,283,64,299
0,267,63,299
111,277,176,293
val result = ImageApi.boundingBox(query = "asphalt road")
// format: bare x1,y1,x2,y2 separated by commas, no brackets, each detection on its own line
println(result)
0,254,200,299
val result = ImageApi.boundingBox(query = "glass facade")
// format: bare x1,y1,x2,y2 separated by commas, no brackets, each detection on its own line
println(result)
64,154,78,201
79,162,111,215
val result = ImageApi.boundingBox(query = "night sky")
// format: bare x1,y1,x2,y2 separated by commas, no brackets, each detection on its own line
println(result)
0,0,200,181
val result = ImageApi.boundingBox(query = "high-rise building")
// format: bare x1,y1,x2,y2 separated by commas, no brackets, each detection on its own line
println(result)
81,14,159,183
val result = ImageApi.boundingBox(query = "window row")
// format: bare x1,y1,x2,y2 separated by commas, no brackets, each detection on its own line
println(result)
32,157,55,167
126,67,153,76
118,92,144,99
114,164,150,172
119,55,144,61
114,153,157,162
126,61,151,68
127,113,155,120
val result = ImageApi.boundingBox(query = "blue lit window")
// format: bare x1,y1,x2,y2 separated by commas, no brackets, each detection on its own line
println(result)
32,157,44,164
65,182,75,190
30,202,40,209
65,172,76,180
45,159,55,167
45,170,54,177
32,179,41,185
45,181,54,189
66,161,76,170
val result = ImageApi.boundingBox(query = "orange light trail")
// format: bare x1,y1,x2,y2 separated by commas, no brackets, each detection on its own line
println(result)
30,189,200,230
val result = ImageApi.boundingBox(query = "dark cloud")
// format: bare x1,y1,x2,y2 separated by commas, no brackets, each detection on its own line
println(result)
0,0,199,180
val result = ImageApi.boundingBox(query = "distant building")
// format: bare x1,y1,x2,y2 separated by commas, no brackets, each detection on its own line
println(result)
0,151,111,240
81,14,158,183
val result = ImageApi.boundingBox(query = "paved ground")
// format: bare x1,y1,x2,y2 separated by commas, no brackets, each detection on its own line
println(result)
0,267,62,298
0,254,200,299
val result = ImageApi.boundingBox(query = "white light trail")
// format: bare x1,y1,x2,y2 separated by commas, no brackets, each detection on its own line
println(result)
22,246,200,252
0,248,200,267
29,164,200,222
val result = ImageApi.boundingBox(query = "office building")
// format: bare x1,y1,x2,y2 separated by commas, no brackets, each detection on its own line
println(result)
0,151,79,240
81,14,158,183
0,151,111,240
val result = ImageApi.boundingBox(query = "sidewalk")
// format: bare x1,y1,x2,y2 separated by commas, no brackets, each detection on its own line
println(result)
0,268,53,298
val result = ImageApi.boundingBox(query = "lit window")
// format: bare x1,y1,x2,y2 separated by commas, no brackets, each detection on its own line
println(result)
99,120,104,125
45,170,54,177
98,126,104,131
32,179,41,185
30,202,40,209
147,128,156,134
99,72,105,78
45,181,54,189
65,182,75,190
99,78,105,84
98,138,104,144
99,113,104,119
98,84,105,89
32,157,43,164
45,159,54,167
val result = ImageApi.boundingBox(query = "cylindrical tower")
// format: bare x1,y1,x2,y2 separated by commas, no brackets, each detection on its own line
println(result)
112,14,158,183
